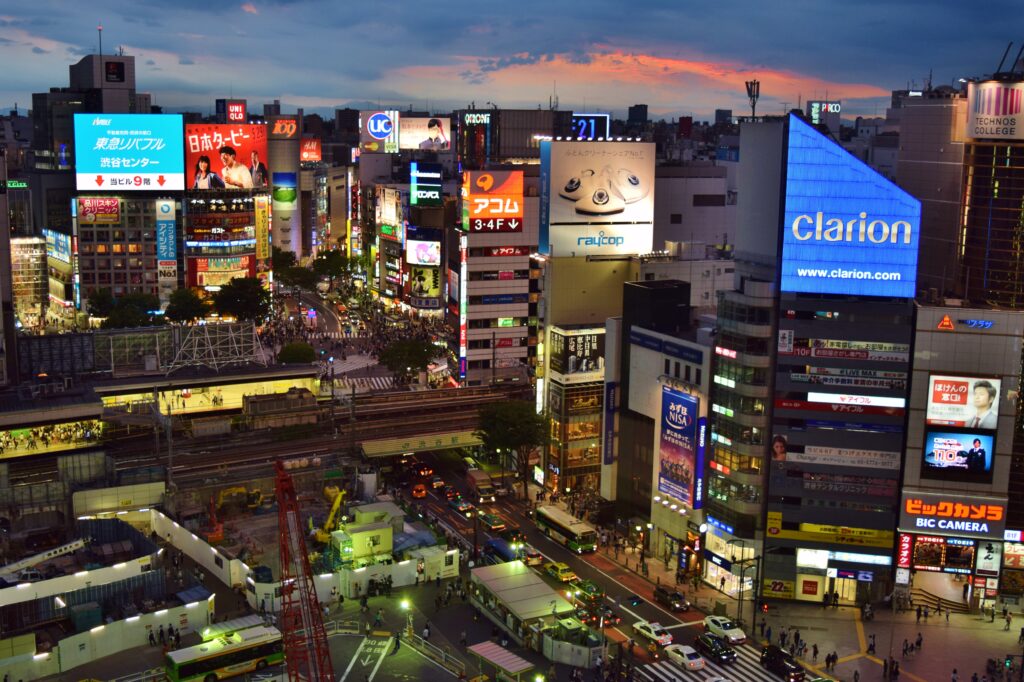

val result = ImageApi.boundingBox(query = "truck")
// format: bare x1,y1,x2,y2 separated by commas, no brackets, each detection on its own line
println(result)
467,469,496,505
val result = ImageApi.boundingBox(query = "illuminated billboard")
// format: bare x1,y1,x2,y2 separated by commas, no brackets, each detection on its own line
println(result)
43,229,71,263
967,81,1024,140
461,171,523,232
922,429,994,483
540,140,655,255
781,113,921,297
376,187,404,242
185,124,269,189
74,113,185,191
360,110,400,153
77,197,120,224
400,117,451,151
927,375,1000,428
409,266,441,298
406,240,441,266
301,137,322,162
571,113,611,140
658,386,698,506
548,327,605,384
410,162,443,207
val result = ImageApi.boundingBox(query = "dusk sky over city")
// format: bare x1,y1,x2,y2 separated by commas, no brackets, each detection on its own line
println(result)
1,0,1015,119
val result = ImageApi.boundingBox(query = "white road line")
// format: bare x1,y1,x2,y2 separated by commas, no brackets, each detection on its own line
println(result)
366,637,390,681
338,637,368,681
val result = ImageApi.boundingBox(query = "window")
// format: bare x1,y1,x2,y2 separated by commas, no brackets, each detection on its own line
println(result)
673,361,680,378
664,359,670,375
445,554,454,566
670,213,682,224
693,194,727,207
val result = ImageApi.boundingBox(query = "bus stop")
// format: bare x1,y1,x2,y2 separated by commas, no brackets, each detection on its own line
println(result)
467,641,535,682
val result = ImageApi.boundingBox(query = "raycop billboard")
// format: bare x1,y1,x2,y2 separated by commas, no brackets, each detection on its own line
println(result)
73,114,185,191
539,140,655,256
780,113,921,297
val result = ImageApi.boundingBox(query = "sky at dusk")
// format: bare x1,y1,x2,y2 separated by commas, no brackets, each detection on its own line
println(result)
0,1,1016,121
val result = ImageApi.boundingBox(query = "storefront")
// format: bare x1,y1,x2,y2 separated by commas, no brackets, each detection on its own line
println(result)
701,518,755,597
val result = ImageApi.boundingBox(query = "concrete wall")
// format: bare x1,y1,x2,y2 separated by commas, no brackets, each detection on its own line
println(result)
152,510,249,589
72,482,165,516
0,552,151,608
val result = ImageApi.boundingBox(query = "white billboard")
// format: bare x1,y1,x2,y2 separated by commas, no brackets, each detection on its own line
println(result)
927,375,1001,428
967,81,1024,141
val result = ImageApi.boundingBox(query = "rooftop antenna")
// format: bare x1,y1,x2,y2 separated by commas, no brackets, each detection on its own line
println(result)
745,79,760,118
97,22,102,56
1012,43,1024,74
996,41,1014,74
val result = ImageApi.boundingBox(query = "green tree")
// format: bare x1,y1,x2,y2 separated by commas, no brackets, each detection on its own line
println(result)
475,400,547,501
211,277,271,322
86,288,115,318
378,339,438,384
101,292,164,329
272,245,297,273
278,341,316,364
164,288,209,324
312,249,347,291
282,266,319,291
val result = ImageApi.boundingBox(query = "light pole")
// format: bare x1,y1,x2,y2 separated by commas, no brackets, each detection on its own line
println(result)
401,599,413,637
467,510,480,563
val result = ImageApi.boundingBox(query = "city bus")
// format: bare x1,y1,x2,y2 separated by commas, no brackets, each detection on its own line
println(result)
534,505,598,554
482,537,519,565
165,625,283,682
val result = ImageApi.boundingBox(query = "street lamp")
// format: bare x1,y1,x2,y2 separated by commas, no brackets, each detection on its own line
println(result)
400,599,412,636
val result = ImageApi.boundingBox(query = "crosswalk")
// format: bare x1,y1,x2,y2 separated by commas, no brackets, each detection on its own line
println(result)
335,376,395,392
637,642,781,682
323,330,367,339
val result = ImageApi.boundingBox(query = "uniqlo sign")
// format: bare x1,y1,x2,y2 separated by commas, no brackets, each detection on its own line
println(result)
227,102,246,122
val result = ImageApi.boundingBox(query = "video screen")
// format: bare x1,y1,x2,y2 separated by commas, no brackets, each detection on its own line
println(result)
922,429,994,483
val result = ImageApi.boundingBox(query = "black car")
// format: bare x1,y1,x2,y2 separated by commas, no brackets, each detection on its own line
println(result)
693,633,737,664
653,585,690,612
760,645,806,681
499,526,525,544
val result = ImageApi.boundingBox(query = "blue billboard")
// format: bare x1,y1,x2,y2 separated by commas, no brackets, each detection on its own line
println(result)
657,386,698,506
74,114,185,191
781,114,920,297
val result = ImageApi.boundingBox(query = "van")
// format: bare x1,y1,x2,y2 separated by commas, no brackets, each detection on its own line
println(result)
654,585,690,612
760,645,805,681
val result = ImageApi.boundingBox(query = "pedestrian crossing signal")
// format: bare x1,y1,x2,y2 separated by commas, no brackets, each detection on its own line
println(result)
1007,655,1013,669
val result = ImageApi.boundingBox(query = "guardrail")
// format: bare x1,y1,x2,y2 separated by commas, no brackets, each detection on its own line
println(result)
404,631,467,678
109,667,165,682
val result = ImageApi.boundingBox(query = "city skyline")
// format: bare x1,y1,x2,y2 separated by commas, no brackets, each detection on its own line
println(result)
1,0,1018,120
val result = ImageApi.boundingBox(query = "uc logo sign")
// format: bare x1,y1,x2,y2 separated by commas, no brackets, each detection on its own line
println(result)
367,113,394,140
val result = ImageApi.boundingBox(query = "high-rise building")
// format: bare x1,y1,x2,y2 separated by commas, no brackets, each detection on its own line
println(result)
628,105,649,127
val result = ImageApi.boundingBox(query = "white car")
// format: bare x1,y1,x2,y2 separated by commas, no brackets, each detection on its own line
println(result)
703,615,746,644
665,644,705,671
632,620,673,647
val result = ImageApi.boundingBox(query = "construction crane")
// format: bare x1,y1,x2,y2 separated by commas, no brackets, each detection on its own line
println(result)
275,460,334,681
313,488,347,545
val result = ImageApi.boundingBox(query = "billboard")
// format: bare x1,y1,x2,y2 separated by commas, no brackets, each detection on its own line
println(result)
922,430,994,482
541,140,655,256
406,240,441,266
548,328,605,384
781,113,921,297
410,162,443,207
185,124,269,190
461,171,523,232
300,137,322,162
254,195,271,261
409,266,440,298
360,110,400,153
658,386,698,506
400,117,451,151
571,113,611,140
376,187,404,242
900,490,1006,539
155,199,177,260
216,99,247,123
43,229,71,263
967,81,1024,140
73,113,185,191
77,197,120,224
926,375,1000,428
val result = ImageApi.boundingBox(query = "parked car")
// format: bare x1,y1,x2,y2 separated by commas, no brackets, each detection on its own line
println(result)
704,615,746,644
632,620,673,647
693,633,738,664
665,644,705,671
654,585,690,612
543,562,578,582
760,645,806,681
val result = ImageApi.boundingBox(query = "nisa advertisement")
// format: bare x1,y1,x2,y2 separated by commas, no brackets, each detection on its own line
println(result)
185,124,269,189
74,113,185,191
360,110,400,153
658,386,698,507
781,113,921,297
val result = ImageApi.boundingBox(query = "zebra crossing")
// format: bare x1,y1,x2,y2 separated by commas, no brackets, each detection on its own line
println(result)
637,642,783,682
323,330,367,339
335,375,395,392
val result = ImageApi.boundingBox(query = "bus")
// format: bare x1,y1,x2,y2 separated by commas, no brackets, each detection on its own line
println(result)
482,538,519,565
165,625,283,682
534,505,598,554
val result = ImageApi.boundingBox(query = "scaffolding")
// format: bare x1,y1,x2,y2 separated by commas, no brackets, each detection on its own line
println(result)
167,323,266,374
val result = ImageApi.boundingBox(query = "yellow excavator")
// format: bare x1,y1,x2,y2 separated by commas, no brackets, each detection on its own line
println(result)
217,486,263,515
313,488,348,544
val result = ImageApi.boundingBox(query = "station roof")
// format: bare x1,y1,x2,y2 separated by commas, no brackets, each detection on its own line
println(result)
470,561,574,623
467,641,534,676
361,429,481,458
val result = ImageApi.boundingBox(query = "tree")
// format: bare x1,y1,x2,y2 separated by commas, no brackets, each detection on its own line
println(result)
278,342,316,364
101,292,164,329
164,288,209,324
282,266,318,291
86,288,115,318
272,245,297,273
211,277,271,322
474,400,547,501
378,339,438,384
312,249,347,291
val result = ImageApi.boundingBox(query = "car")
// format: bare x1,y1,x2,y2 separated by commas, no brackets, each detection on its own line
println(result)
498,526,525,544
760,645,805,681
665,644,705,671
631,620,673,647
569,579,604,603
544,562,578,582
493,480,511,497
693,633,738,664
574,606,598,625
440,485,459,500
411,483,427,499
430,476,444,489
522,544,544,566
415,463,434,477
479,512,506,532
625,593,644,607
704,615,746,644
448,498,474,514
654,585,690,612
597,604,622,626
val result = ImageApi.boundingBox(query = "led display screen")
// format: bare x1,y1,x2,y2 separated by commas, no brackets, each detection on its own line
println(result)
922,429,994,483
410,162,443,207
185,124,269,190
400,117,451,151
927,375,1000,428
74,113,185,191
462,171,523,232
406,240,441,266
781,113,920,297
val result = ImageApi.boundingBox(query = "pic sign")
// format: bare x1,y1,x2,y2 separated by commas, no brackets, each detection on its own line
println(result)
967,81,1024,140
462,171,523,232
781,114,920,297
74,113,185,191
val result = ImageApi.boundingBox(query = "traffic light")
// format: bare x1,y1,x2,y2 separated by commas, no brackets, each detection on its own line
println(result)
1006,655,1013,669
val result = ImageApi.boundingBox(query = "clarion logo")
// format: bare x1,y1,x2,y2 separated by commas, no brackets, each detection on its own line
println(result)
92,117,112,126
577,231,625,247
791,211,913,244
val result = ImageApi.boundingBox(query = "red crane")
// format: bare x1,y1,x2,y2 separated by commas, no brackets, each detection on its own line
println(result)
275,460,334,681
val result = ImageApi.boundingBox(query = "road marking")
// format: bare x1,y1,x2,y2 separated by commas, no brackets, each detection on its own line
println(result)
366,637,391,681
339,637,368,681
855,610,867,653
662,622,702,630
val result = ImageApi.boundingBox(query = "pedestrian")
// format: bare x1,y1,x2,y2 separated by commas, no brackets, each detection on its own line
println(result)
963,583,970,601
436,574,441,588
868,633,876,655
1019,626,1024,644
460,630,467,647
720,575,726,591
391,632,401,654
915,632,922,650
952,668,958,682
759,620,766,637
765,625,772,644
946,608,950,624
1008,613,1014,631
148,630,156,646
159,624,165,645
422,625,430,640
916,605,922,624
853,670,860,682
794,629,801,648
374,608,383,628
901,639,909,657
812,643,818,662
883,658,889,679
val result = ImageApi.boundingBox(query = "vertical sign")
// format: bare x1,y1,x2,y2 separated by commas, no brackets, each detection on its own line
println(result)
694,416,707,509
254,195,271,290
658,386,698,506
603,382,618,465
459,234,469,380
156,199,178,306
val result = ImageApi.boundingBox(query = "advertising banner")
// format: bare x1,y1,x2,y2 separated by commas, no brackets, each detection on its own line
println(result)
73,113,185,190
155,199,177,260
462,171,523,232
780,444,901,470
300,137,322,162
191,255,252,287
43,229,71,263
185,124,269,190
922,430,994,482
406,240,441,266
459,234,468,379
897,533,913,568
767,511,894,548
376,187,404,242
272,172,297,228
571,113,611,140
658,386,698,506
543,140,655,256
774,399,904,417
268,116,299,140
976,540,1003,578
548,328,605,384
1004,543,1024,568
254,195,270,261
967,81,1024,140
781,114,921,297
927,375,1000,428
360,110,400,153
409,266,440,298
603,381,617,466
77,197,120,224
410,161,443,207
484,246,530,257
400,117,451,151
694,417,706,509
900,490,1007,539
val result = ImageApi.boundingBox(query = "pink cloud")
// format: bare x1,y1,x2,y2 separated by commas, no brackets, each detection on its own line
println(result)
241,2,259,14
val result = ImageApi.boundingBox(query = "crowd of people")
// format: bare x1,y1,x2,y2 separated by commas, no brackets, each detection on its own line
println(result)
0,420,103,455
